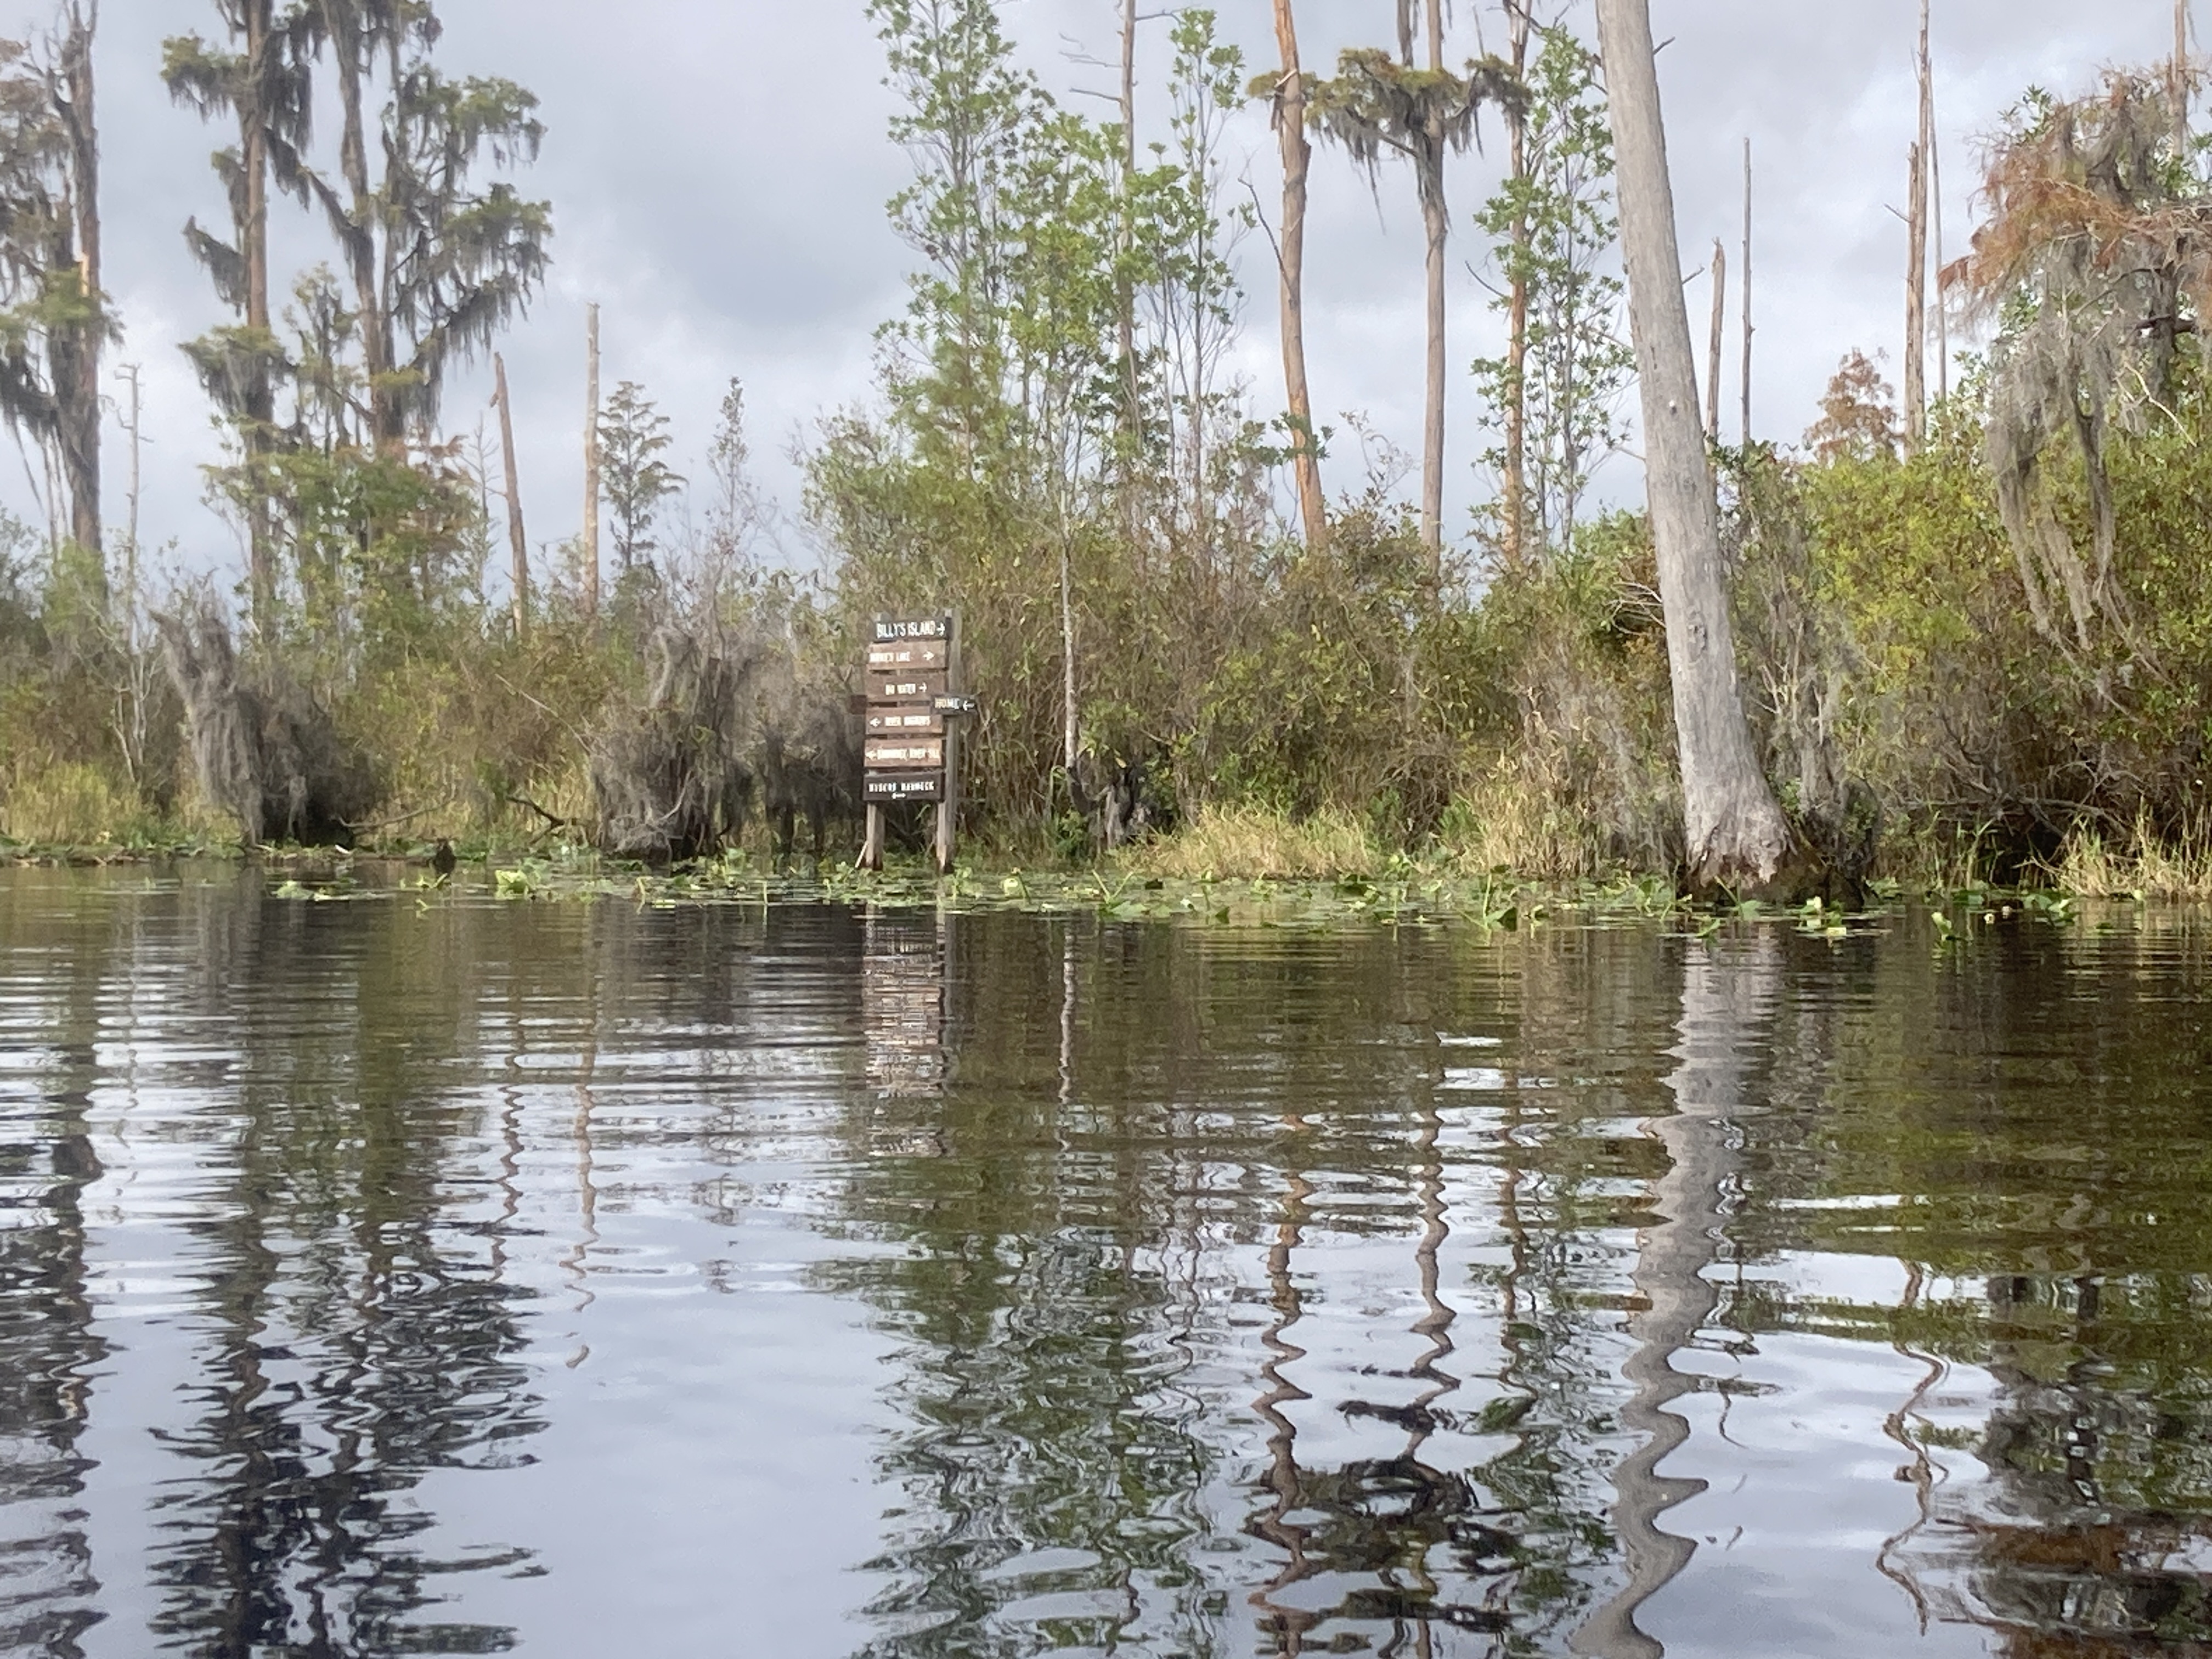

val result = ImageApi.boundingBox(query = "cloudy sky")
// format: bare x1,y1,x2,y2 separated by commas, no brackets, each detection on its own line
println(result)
0,0,2188,589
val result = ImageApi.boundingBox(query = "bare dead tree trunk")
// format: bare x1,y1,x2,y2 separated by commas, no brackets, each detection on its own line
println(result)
494,353,527,638
244,0,276,631
1272,0,1327,551
2177,0,2192,163
583,303,601,622
1739,138,1754,448
1421,157,1448,570
1420,0,1448,569
1116,0,1142,556
1923,0,1948,405
50,2,100,562
1396,0,1415,67
1904,141,1928,453
1705,240,1725,444
1596,0,1799,894
1503,0,1533,563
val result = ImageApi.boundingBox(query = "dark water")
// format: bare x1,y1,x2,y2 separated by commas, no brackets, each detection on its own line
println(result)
2,868,2210,1658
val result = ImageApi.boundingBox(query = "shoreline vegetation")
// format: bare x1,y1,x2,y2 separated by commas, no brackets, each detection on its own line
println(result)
5,8,2212,910
5,800,2208,912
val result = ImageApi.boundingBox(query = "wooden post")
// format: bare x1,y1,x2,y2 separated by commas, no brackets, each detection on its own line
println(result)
861,804,886,872
494,352,528,637
934,611,962,877
583,303,602,622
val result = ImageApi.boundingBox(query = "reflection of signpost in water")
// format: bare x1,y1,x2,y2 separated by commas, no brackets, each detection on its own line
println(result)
859,614,974,874
864,911,949,1098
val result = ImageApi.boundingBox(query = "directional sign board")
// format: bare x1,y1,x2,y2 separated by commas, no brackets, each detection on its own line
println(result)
864,616,962,815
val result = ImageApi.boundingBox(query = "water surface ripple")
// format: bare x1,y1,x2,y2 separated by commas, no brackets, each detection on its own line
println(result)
1,866,2208,1657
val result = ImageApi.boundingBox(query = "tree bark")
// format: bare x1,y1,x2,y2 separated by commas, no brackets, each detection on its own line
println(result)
1705,240,1725,444
1271,0,1327,551
1904,142,1927,453
1421,159,1448,569
1502,2,1532,565
244,0,276,629
1739,138,1753,447
582,303,601,620
1923,0,1947,405
321,1,399,456
494,352,527,637
1595,0,1799,894
2177,0,2192,165
51,3,100,561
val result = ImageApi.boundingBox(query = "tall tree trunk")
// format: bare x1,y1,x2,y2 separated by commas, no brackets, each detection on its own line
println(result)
1705,240,1725,444
494,352,527,638
243,0,276,630
1421,156,1448,569
323,2,398,456
1396,0,1415,67
582,303,601,620
1739,138,1753,447
2177,0,2192,164
1923,0,1947,405
1502,1,1532,565
52,2,100,561
1596,0,1798,894
1116,0,1141,557
1421,0,1446,569
1904,142,1927,453
1272,0,1326,551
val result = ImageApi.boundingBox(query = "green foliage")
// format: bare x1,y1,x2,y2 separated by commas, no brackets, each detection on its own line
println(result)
596,380,682,575
1470,20,1632,554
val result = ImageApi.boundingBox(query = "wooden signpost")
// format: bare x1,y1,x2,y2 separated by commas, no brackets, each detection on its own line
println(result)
860,613,973,873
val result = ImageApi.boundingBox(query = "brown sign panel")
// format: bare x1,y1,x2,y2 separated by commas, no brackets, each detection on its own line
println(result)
866,773,945,803
867,669,948,706
866,639,951,674
867,706,946,737
873,616,952,644
866,737,946,771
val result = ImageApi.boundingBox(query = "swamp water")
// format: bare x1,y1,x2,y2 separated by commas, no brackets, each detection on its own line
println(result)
1,865,2209,1658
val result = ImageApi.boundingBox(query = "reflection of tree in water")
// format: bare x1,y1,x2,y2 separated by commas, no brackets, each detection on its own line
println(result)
148,885,544,1655
1898,1273,2212,1655
817,915,1223,1656
0,878,112,1657
1733,917,2212,1657
1572,934,1782,1659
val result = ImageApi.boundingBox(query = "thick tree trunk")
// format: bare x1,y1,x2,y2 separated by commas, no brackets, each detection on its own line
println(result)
1502,2,1532,565
1595,0,1799,895
1272,0,1327,551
